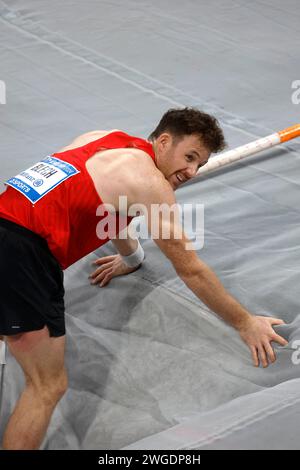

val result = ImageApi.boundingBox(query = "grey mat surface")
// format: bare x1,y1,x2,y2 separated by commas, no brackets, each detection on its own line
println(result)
0,0,299,449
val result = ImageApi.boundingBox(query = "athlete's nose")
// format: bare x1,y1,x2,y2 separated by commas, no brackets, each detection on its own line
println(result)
185,164,198,179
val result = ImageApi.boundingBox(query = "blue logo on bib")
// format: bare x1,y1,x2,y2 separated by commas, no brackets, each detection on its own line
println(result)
33,179,44,187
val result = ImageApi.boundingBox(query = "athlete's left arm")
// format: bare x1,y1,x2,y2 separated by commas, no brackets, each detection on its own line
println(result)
110,225,140,256
89,225,143,287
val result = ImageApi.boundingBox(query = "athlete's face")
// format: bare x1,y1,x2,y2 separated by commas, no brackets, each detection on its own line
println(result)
154,133,210,190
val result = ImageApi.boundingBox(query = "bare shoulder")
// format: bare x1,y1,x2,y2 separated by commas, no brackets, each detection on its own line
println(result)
125,151,175,206
57,129,121,152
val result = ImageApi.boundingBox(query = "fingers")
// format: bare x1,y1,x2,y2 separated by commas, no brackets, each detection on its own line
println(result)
245,316,288,368
263,341,276,364
89,261,114,280
250,345,259,367
269,317,285,325
252,335,288,368
257,345,268,368
91,267,113,286
89,262,113,284
272,333,288,347
250,343,275,368
99,271,113,287
92,256,116,266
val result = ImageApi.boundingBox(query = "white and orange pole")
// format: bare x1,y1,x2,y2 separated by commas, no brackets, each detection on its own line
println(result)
197,124,300,176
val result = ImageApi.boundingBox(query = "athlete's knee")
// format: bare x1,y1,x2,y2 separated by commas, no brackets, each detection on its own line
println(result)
50,369,68,401
29,369,68,407
56,369,68,399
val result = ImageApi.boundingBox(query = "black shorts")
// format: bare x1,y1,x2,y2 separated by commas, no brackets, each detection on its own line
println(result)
0,218,65,337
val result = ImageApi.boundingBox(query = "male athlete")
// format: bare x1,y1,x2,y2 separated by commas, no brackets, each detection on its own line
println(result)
0,108,288,449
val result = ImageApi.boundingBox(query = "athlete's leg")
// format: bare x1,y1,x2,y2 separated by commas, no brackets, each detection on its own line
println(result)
2,326,67,450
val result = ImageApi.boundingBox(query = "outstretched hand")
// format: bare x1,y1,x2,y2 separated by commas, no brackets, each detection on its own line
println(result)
89,254,140,287
238,315,288,367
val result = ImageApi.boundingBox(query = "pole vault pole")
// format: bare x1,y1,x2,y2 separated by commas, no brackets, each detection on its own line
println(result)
197,124,300,176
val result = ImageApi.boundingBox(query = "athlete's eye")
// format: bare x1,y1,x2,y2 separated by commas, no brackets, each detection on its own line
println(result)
186,155,194,162
197,160,208,170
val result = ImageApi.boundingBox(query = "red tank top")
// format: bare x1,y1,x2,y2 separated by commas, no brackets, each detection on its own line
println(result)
0,131,155,269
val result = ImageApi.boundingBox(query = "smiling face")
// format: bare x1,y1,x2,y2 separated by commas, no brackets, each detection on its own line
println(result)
153,133,210,190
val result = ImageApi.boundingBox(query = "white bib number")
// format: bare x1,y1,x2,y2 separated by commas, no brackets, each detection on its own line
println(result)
5,156,80,204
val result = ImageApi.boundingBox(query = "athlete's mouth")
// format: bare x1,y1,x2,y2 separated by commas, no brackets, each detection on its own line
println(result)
176,173,185,183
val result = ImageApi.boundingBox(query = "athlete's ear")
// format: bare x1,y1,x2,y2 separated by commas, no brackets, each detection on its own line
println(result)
156,132,172,153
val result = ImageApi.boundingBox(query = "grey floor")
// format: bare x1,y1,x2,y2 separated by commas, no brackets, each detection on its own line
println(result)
0,0,300,449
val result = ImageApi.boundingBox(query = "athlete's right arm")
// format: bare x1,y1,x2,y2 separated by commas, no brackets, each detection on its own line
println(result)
129,173,287,367
129,174,252,329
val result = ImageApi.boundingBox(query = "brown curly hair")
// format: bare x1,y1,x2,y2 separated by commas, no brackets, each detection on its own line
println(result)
149,107,226,154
